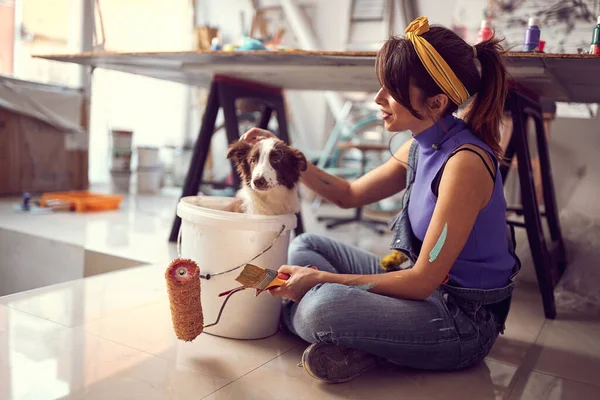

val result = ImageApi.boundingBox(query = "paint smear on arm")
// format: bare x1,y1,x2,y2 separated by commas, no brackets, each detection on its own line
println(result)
353,283,376,291
429,222,448,263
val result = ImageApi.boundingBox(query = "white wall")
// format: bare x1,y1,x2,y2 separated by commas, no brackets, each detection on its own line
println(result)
419,0,457,26
550,116,600,216
88,0,194,184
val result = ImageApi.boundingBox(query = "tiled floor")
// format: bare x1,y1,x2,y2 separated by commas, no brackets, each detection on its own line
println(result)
2,271,600,400
1,190,600,399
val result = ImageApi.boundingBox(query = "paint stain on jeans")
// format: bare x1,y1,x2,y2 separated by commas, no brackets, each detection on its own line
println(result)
429,222,448,263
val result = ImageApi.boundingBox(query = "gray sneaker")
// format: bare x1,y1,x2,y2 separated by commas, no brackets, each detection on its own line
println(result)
301,342,378,383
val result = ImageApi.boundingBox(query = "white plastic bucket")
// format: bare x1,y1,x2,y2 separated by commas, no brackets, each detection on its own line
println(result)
176,196,297,339
111,150,132,170
111,129,133,150
110,170,131,193
137,146,160,168
137,166,162,194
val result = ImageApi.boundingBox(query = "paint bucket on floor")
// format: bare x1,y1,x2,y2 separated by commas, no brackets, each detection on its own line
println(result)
111,149,132,170
110,169,131,193
111,129,133,150
176,196,297,339
137,166,163,194
137,146,160,168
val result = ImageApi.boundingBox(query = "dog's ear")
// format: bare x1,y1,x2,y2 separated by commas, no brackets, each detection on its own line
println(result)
226,141,251,162
293,148,308,172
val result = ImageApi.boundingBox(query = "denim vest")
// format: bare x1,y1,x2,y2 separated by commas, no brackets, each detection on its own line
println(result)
388,141,522,332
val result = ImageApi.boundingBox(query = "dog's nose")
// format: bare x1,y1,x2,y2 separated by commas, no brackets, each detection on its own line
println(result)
253,177,267,189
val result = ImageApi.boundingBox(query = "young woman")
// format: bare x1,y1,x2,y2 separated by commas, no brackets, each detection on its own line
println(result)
241,16,520,384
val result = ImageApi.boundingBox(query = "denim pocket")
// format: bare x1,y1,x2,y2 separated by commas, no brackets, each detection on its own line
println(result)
452,333,497,370
449,301,500,370
441,293,479,341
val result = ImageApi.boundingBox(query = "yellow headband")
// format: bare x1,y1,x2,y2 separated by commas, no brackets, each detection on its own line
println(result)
404,16,469,105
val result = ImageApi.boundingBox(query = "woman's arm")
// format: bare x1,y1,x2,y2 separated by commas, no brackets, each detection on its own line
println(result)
271,148,495,301
240,128,413,209
300,142,411,209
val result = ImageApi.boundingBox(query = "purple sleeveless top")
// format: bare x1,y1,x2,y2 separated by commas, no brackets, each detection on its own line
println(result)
407,114,515,289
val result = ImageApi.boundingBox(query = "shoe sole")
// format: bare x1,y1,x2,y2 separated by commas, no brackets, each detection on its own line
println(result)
301,343,376,384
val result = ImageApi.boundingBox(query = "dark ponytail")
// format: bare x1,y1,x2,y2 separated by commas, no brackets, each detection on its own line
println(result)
461,38,508,160
376,27,509,161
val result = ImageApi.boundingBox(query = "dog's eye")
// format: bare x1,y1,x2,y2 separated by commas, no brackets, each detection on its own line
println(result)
270,154,282,164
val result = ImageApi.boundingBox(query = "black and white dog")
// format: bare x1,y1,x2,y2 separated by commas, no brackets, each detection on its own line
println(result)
225,138,307,215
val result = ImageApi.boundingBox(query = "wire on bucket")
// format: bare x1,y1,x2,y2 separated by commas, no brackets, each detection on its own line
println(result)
177,224,287,280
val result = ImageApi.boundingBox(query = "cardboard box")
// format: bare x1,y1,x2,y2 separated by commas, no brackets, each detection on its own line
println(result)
0,107,88,196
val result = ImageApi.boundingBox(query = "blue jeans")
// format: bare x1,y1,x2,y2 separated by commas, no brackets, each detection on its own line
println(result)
281,233,501,371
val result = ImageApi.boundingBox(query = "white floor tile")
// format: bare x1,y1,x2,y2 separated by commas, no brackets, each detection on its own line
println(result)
488,282,546,367
0,305,227,400
83,300,304,381
0,264,167,327
204,346,519,400
509,371,600,400
528,315,600,387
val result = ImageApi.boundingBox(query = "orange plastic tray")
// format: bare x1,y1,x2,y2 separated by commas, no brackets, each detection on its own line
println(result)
40,191,123,213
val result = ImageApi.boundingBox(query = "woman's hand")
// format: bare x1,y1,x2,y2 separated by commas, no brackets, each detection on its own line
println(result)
267,265,321,302
240,127,277,145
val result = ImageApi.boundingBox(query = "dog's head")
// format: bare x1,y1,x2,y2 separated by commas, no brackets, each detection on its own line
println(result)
226,138,307,191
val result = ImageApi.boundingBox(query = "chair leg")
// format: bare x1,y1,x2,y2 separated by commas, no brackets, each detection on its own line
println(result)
531,112,567,274
257,105,273,129
169,81,220,242
273,97,291,144
295,213,305,237
219,83,243,189
501,128,516,183
510,93,557,319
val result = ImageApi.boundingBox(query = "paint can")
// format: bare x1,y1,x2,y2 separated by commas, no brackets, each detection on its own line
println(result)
110,169,131,193
111,149,132,170
111,129,133,150
137,146,160,168
137,166,163,194
176,196,296,339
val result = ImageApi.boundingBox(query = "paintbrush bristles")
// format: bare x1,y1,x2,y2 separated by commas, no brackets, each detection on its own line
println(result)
235,264,266,287
235,264,278,289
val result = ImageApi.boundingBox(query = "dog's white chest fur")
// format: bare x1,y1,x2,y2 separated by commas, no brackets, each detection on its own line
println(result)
237,185,301,215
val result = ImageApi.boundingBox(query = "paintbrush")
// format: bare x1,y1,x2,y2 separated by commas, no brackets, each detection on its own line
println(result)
235,264,290,296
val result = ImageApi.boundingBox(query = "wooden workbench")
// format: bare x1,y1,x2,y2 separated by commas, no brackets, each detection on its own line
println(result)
36,50,600,103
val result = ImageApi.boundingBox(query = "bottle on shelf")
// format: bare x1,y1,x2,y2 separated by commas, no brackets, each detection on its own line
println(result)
476,20,493,44
590,16,600,55
523,17,541,52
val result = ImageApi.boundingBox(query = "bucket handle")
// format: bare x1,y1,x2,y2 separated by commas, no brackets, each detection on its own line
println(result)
203,286,246,329
177,224,287,280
